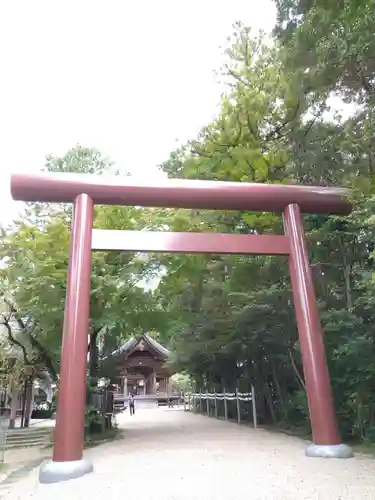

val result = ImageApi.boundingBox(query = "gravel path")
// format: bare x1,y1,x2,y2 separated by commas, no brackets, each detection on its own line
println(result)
1,408,375,499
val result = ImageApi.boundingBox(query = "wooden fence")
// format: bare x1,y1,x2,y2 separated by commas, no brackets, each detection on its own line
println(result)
183,386,257,428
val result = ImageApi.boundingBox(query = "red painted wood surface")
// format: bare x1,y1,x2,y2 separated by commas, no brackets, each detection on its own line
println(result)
91,229,290,255
283,203,340,445
53,194,94,462
10,172,351,214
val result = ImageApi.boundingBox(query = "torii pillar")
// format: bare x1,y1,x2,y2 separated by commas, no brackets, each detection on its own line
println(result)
42,193,94,483
10,172,354,484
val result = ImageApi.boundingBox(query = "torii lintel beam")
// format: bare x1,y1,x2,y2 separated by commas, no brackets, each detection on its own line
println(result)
91,229,290,255
10,172,351,214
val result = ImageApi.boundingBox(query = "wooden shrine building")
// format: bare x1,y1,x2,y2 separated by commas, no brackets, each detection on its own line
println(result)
108,333,173,401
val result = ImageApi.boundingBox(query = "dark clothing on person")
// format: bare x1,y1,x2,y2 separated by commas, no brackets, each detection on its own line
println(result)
129,395,135,415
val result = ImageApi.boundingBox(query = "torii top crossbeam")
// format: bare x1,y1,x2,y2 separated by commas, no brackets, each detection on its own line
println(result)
10,172,351,214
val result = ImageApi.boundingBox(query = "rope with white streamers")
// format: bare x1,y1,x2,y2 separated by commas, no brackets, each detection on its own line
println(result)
185,392,253,402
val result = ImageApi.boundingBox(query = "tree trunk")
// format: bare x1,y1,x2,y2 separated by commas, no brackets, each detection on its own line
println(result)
9,377,19,430
20,379,27,428
263,381,277,423
4,300,58,382
339,237,353,311
343,264,353,311
271,362,285,419
28,335,58,382
89,330,99,379
24,377,34,428
287,348,306,392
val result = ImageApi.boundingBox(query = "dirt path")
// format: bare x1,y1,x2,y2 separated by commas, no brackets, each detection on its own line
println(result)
1,408,375,499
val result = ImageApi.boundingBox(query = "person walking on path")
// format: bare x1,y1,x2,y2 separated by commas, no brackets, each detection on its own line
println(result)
129,393,135,416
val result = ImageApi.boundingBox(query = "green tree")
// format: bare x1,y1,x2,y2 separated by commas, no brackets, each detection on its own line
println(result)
0,147,163,384
152,18,375,440
274,0,375,105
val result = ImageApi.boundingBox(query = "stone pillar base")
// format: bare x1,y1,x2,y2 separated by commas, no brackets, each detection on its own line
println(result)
39,458,93,484
305,443,353,459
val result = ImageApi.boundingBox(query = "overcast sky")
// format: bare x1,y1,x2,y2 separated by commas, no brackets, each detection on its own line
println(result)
0,1,277,225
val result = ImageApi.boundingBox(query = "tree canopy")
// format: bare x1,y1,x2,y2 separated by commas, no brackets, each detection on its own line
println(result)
155,18,375,440
0,146,162,382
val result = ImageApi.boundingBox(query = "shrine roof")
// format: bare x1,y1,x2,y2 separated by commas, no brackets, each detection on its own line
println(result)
109,333,170,360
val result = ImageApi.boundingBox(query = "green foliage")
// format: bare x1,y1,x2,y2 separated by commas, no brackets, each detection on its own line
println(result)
0,146,162,384
44,144,117,175
154,20,375,442
171,373,193,393
274,0,375,104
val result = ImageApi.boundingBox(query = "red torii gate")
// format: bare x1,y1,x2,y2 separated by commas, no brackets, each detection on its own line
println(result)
10,173,353,483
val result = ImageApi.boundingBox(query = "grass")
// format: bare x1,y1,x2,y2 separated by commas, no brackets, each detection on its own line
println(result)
351,442,375,457
262,423,375,457
84,427,123,448
42,425,122,450
0,462,9,474
260,423,312,441
0,459,42,485
0,424,122,486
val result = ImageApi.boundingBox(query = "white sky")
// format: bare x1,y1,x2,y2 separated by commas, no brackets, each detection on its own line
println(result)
0,0,277,225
